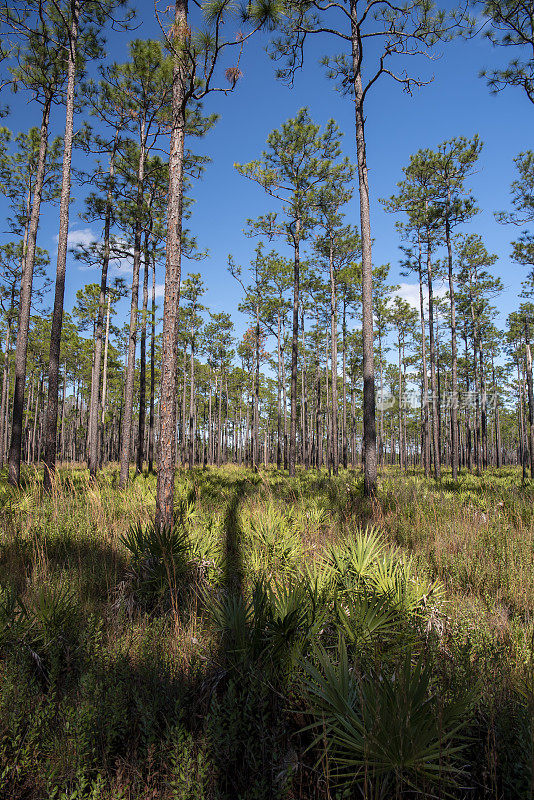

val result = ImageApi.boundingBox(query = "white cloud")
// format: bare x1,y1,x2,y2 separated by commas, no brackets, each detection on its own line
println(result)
155,283,165,298
392,282,448,316
57,227,98,249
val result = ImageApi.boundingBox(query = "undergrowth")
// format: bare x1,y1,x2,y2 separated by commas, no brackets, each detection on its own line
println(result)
0,463,532,799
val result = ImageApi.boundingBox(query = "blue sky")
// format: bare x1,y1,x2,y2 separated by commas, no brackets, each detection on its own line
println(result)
1,4,531,357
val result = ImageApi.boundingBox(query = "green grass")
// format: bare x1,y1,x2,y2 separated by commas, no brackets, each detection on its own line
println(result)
0,463,532,798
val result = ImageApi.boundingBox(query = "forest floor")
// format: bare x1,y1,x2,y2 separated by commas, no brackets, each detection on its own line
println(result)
0,464,533,799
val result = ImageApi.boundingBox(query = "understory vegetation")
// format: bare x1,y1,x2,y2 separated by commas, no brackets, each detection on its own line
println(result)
1,464,533,799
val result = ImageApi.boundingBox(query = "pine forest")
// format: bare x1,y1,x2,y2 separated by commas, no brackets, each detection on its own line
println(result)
1,0,534,797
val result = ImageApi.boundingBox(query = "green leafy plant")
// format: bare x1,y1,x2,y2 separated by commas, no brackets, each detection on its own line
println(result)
247,502,302,573
117,522,192,609
302,638,471,797
208,576,322,678
325,525,386,589
334,591,401,649
369,554,443,616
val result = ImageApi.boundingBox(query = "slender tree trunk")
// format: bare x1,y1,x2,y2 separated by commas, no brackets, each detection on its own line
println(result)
276,311,282,468
518,361,528,481
100,295,111,466
43,6,79,491
119,125,147,487
244,386,250,466
301,303,309,468
426,232,440,481
351,379,357,467
350,11,377,494
282,341,288,470
35,374,44,463
88,135,117,477
180,345,187,463
329,234,339,475
342,298,348,469
155,0,187,528
0,317,11,467
469,285,482,475
398,331,404,470
208,371,213,465
525,328,534,478
253,302,260,469
480,349,488,469
378,325,384,466
493,360,502,469
188,335,195,470
445,210,459,480
315,318,322,469
136,231,150,474
325,335,331,471
217,374,223,467
289,220,300,476
9,93,53,486
60,362,67,461
148,250,156,473
417,242,430,478
22,370,31,463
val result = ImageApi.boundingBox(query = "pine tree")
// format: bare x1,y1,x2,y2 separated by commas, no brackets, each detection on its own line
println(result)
236,110,347,476
271,0,469,493
40,0,135,491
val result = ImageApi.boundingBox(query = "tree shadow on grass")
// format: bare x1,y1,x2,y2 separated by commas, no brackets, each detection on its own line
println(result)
202,478,299,800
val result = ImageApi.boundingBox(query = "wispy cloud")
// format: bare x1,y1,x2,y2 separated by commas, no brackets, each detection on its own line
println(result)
393,282,448,315
56,227,98,249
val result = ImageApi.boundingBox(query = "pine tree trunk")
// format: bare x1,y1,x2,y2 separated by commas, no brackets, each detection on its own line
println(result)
350,7,377,495
137,231,150,474
100,295,111,466
282,340,288,470
289,219,301,476
398,331,404,470
33,374,43,463
43,5,79,491
377,325,385,466
217,375,223,467
480,349,488,469
188,335,195,470
417,242,430,478
524,329,534,478
155,0,187,528
342,298,348,469
148,251,156,473
425,231,440,481
329,234,339,475
0,317,11,467
301,304,309,468
9,93,52,486
253,303,260,469
325,335,331,471
518,361,528,480
208,372,213,465
88,136,117,477
493,361,502,469
276,311,282,469
445,209,459,480
119,127,147,488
